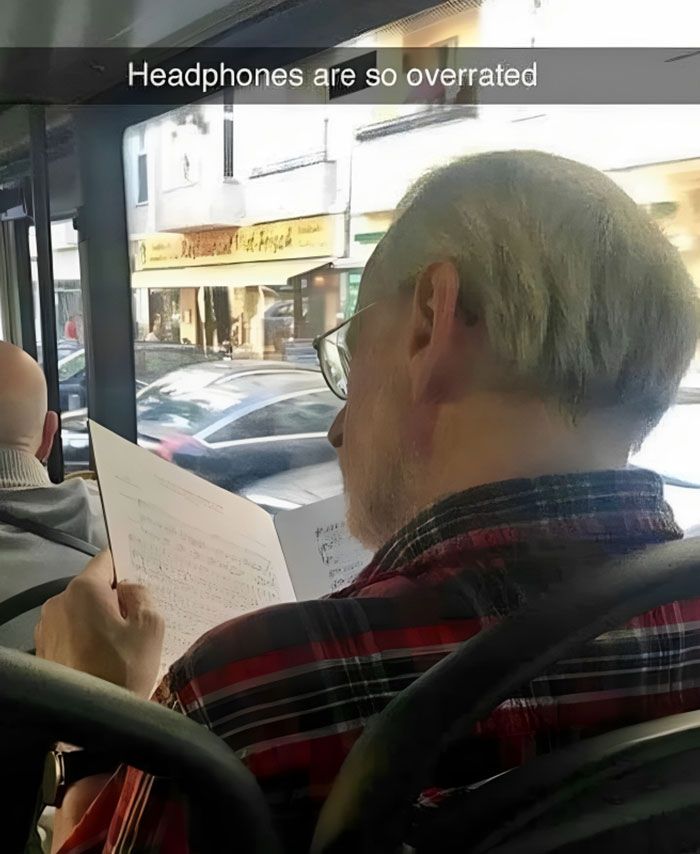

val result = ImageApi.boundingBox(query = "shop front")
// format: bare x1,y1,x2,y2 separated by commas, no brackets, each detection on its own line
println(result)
608,157,700,372
130,214,345,357
335,211,395,318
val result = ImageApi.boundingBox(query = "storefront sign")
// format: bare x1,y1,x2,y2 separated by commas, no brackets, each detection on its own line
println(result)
134,215,339,271
350,211,394,265
345,272,362,319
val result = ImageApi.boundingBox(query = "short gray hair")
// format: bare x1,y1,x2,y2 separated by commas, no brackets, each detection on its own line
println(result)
364,150,699,442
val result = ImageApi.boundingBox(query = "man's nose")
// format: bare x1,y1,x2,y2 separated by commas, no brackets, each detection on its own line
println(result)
327,406,346,449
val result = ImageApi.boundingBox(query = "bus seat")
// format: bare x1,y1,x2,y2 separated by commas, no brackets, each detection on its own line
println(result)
312,537,700,854
411,708,700,853
0,646,283,854
4,538,700,854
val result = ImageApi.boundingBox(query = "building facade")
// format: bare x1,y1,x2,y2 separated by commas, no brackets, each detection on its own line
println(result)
119,0,700,366
123,99,352,357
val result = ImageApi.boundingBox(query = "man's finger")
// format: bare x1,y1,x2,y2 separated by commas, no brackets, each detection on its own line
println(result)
66,553,122,620
117,582,163,631
34,619,43,657
78,550,116,585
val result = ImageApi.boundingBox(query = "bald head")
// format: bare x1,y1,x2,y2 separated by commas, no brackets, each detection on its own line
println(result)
0,342,58,460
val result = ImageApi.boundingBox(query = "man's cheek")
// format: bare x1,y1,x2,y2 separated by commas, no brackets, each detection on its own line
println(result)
344,407,373,474
342,409,360,460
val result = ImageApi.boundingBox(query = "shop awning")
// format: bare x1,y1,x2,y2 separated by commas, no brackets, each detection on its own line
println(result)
332,258,366,270
131,257,333,289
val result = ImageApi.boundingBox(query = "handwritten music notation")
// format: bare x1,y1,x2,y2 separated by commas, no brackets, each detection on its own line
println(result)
128,500,284,670
313,520,369,591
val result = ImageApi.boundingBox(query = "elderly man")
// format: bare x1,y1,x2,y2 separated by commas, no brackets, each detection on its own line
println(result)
38,151,699,853
0,342,107,650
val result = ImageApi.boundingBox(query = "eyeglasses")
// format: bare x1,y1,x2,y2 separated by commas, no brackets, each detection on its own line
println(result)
312,302,378,400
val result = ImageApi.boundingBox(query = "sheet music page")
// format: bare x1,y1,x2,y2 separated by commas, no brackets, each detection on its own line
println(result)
90,422,296,672
274,493,374,601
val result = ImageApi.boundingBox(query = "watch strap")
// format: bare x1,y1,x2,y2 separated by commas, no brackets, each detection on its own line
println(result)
64,749,117,783
42,749,118,808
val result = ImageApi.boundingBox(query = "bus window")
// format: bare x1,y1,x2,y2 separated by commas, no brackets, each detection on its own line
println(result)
29,219,89,471
123,106,345,509
112,0,700,525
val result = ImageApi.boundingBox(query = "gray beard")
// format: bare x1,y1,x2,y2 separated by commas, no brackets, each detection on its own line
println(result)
345,455,418,552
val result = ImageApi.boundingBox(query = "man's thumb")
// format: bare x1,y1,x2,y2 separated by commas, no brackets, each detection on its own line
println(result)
80,550,116,584
117,581,161,629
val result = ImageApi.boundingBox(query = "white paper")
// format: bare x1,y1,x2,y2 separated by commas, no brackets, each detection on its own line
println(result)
90,421,296,671
275,493,374,601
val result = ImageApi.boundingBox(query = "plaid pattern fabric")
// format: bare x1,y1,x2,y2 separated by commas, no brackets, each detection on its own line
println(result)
58,469,700,854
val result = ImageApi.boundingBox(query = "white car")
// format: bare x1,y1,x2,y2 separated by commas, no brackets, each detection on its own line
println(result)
241,461,344,514
244,382,700,534
630,381,700,533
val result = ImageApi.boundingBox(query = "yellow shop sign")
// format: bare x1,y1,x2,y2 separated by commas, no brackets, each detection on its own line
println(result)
134,215,338,270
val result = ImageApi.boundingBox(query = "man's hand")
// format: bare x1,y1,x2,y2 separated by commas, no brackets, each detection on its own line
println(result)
35,552,165,699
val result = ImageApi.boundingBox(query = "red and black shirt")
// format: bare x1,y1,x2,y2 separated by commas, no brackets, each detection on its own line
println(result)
59,469,700,853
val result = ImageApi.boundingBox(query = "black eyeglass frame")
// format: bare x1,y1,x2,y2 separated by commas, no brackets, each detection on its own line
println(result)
312,278,431,399
312,301,378,400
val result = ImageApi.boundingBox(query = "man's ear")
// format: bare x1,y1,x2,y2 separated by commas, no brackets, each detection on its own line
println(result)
36,411,59,463
407,260,478,405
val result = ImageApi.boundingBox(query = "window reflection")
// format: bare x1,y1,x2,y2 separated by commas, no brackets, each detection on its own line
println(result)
119,2,700,520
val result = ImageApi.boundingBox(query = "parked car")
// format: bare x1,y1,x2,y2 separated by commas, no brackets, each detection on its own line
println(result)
281,339,318,365
36,337,81,367
241,381,700,530
133,341,225,386
57,347,89,412
630,379,700,531
56,338,82,362
241,460,343,514
57,341,224,412
62,360,342,490
264,299,307,351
